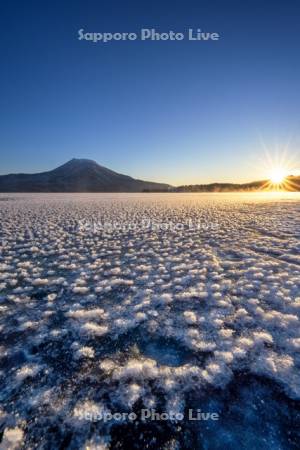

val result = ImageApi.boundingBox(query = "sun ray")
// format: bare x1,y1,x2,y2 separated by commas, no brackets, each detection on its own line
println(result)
253,139,300,192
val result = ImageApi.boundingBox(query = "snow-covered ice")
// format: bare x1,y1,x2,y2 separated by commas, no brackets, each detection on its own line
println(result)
0,192,299,449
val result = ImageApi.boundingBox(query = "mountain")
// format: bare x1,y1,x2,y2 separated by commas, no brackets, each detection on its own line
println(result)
0,159,171,192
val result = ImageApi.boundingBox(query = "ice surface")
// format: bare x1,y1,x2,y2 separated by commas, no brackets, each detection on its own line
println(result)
0,192,299,449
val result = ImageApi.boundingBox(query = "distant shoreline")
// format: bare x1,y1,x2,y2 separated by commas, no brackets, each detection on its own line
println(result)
0,159,299,193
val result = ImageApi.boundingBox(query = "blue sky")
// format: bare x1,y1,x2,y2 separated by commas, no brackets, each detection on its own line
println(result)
1,0,300,184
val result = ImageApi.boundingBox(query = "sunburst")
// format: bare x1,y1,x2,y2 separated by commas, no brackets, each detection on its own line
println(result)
255,142,299,191
269,167,286,184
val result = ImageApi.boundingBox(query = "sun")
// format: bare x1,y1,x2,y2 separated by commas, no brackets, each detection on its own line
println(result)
256,145,299,191
269,167,286,184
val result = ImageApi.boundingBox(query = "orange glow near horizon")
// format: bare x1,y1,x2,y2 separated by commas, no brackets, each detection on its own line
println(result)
256,143,300,192
260,164,299,192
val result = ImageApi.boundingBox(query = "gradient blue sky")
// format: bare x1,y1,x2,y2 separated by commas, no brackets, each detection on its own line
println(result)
1,0,300,184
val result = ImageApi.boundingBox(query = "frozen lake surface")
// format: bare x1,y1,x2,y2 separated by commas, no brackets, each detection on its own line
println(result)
0,193,300,449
